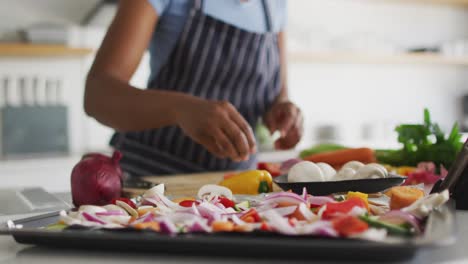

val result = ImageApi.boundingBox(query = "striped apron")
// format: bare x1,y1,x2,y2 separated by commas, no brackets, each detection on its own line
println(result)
110,0,282,176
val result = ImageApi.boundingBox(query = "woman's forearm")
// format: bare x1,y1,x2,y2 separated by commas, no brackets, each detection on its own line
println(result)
276,31,289,102
84,73,193,132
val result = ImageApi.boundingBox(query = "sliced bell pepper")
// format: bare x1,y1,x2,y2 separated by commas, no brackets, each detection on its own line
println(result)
219,170,273,195
218,197,235,208
321,197,367,220
332,215,369,236
347,191,369,210
179,200,200,207
240,208,262,223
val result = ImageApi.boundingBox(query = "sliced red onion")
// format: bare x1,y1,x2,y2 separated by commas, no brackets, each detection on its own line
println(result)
132,212,154,224
299,220,337,237
307,196,335,207
379,210,421,234
231,215,247,226
188,219,212,233
262,192,306,206
262,210,297,235
298,203,316,221
301,187,308,201
81,212,107,225
159,218,178,234
95,210,126,216
260,206,297,217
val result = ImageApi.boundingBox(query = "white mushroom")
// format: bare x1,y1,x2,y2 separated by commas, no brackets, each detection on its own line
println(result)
198,184,233,200
335,168,357,181
288,161,324,182
341,161,365,171
354,164,388,179
316,162,336,181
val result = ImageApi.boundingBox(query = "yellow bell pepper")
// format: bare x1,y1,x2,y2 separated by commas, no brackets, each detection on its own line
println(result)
219,170,273,195
347,191,369,210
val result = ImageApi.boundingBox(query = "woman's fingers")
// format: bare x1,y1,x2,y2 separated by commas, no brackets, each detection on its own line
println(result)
275,110,303,150
211,128,239,160
222,120,250,161
227,108,257,153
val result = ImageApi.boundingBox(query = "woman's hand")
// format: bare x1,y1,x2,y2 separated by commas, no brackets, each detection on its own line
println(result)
176,97,256,162
264,100,303,150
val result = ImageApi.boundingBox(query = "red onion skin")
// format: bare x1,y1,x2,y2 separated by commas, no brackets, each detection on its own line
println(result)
71,151,123,207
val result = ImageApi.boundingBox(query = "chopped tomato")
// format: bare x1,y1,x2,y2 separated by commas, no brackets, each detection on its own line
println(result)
321,197,367,220
218,197,235,208
112,197,137,209
332,215,368,236
179,200,200,207
240,209,261,223
260,221,270,231
257,162,281,177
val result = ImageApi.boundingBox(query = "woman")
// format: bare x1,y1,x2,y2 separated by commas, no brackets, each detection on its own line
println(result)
84,0,303,176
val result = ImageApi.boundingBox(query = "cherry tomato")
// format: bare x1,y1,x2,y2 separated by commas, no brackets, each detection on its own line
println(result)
179,200,200,207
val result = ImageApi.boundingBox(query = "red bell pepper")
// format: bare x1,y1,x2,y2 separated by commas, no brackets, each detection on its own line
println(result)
332,215,369,236
179,200,200,207
218,197,235,208
257,162,281,177
240,209,262,223
321,197,367,220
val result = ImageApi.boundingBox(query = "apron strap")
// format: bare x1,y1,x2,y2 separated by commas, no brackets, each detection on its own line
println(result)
261,0,273,32
194,0,204,11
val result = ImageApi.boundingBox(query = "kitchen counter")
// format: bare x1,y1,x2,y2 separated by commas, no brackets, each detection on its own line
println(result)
0,172,468,264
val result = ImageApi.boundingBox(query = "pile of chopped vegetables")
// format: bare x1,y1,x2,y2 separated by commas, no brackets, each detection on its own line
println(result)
53,184,449,241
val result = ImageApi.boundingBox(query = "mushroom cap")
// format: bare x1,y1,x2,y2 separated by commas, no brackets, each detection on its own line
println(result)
341,161,365,171
288,161,325,182
355,163,388,179
316,162,337,181
335,167,357,181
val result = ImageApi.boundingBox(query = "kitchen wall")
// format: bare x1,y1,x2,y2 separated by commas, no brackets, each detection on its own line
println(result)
1,0,468,153
287,0,468,149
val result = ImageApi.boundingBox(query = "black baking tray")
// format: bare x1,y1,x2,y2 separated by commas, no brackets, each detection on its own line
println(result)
0,200,456,262
274,174,406,196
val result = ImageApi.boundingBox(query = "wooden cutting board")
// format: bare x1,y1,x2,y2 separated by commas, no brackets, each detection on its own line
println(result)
123,171,282,197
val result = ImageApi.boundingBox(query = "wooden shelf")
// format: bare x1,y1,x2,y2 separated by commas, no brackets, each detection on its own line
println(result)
288,51,468,66
0,43,94,57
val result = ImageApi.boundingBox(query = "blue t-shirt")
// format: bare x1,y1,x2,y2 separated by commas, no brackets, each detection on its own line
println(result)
146,0,287,83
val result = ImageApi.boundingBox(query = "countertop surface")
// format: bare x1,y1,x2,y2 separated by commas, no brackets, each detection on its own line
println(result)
0,172,467,264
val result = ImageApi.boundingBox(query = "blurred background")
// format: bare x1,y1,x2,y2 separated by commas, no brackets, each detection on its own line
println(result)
1,0,468,192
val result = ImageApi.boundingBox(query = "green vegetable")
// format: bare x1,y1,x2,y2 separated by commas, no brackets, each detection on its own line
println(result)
299,143,348,159
359,215,413,236
376,109,463,169
235,201,251,211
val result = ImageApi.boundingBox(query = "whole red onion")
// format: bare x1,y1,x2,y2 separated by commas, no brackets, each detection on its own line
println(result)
71,151,123,207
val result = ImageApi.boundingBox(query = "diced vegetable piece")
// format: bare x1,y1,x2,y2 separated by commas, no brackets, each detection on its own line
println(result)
212,221,234,232
347,191,369,210
322,197,367,219
359,215,412,236
332,215,369,236
234,201,251,211
179,200,200,207
240,209,262,223
133,222,160,232
219,197,236,208
303,148,376,168
388,186,425,210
